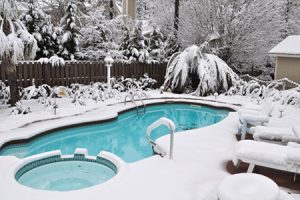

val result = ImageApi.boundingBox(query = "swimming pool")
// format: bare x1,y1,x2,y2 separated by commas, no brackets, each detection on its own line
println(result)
0,103,229,163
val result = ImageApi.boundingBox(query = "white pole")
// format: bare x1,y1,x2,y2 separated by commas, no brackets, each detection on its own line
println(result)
107,65,111,89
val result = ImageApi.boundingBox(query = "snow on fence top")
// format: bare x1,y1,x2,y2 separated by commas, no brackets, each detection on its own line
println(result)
269,35,300,57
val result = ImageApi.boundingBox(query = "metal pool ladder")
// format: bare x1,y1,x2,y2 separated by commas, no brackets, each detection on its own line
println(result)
146,117,176,159
124,92,147,115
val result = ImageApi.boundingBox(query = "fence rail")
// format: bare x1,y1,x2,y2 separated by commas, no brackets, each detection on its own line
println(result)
0,62,167,88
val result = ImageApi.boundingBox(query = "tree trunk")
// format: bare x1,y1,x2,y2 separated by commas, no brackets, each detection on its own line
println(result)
2,17,19,106
3,58,18,106
110,0,114,19
174,0,180,36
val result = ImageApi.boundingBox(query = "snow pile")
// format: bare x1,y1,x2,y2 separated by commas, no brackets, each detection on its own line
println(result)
163,45,238,96
0,81,9,105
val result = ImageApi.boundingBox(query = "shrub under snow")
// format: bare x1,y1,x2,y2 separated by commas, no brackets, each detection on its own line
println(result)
164,45,238,96
0,81,9,104
227,79,300,107
11,101,31,115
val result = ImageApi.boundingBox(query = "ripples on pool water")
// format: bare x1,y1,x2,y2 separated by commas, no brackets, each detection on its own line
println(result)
0,103,229,162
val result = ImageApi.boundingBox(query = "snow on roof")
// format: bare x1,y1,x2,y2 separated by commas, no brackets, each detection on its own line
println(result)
269,35,300,58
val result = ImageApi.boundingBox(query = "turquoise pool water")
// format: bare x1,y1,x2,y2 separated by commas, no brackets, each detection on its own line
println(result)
17,160,116,191
0,103,229,163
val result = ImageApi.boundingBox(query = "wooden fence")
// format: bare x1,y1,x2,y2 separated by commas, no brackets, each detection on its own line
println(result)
0,61,167,88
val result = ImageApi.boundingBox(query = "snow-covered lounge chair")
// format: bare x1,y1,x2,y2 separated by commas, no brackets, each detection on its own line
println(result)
238,102,275,140
233,140,300,174
252,126,300,144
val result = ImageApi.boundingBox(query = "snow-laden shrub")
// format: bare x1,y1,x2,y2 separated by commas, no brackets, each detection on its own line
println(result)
42,98,58,112
279,89,300,106
11,101,31,115
21,84,51,100
0,81,9,104
139,73,157,90
241,80,265,98
227,79,300,107
164,45,238,96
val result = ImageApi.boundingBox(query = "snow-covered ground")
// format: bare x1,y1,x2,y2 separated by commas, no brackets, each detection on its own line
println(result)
0,90,300,200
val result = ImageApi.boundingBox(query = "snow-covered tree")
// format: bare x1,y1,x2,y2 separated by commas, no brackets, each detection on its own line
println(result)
122,22,150,63
163,45,238,96
178,0,285,70
164,33,180,59
148,26,165,62
20,1,59,59
119,25,130,53
59,2,80,60
77,8,124,61
0,0,37,105
286,0,300,35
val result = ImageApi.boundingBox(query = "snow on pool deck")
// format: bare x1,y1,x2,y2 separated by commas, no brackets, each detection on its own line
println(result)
0,91,299,200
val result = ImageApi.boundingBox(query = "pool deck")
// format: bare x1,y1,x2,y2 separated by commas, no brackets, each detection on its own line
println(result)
0,95,298,200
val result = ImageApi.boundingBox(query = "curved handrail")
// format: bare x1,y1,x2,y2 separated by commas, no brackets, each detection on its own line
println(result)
146,117,176,159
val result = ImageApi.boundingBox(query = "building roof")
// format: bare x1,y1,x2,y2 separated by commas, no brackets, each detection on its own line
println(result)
269,35,300,58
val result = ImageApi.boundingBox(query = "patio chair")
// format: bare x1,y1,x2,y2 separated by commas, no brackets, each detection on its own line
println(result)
237,102,275,140
233,140,300,175
252,126,300,144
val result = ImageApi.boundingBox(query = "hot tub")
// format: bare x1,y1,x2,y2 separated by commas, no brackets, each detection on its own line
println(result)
15,149,120,191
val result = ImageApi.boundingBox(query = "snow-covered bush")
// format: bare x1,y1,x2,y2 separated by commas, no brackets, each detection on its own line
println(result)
164,45,238,96
0,81,9,104
139,73,157,90
11,101,31,115
227,78,300,107
41,98,58,113
21,84,51,100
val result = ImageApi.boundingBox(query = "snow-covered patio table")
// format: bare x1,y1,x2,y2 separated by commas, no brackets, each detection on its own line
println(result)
217,173,280,200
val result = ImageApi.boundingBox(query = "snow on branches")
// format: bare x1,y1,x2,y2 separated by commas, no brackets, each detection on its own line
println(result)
0,81,9,105
20,1,59,59
164,45,238,96
0,0,37,62
59,2,80,60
